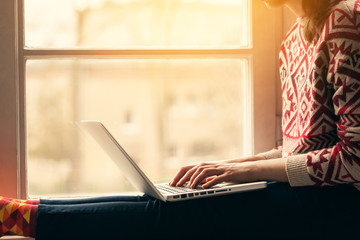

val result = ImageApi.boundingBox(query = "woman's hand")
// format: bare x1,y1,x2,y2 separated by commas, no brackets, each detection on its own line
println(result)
170,161,258,189
169,158,288,189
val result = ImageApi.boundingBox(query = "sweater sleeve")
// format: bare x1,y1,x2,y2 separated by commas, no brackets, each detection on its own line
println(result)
286,23,360,187
286,116,360,187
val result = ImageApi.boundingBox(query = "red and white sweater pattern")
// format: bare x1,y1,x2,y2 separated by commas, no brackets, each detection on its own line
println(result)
262,0,360,189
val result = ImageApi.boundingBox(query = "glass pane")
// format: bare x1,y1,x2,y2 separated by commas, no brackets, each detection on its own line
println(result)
26,58,252,197
24,0,250,49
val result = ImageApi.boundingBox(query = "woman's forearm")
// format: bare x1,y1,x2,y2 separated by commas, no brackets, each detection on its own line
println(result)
221,155,267,164
252,158,288,182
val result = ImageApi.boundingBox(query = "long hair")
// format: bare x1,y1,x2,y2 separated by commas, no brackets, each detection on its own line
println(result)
302,0,343,43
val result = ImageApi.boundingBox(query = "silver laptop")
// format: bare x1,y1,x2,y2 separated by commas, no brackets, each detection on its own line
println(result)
80,120,267,202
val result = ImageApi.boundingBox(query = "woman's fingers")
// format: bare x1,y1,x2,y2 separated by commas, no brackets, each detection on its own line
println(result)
171,162,233,188
188,166,206,186
169,165,194,186
188,163,220,186
189,168,223,189
173,162,212,187
204,176,216,182
202,175,227,189
176,167,199,187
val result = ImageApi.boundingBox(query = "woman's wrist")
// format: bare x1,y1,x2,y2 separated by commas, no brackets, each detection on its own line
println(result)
252,158,289,182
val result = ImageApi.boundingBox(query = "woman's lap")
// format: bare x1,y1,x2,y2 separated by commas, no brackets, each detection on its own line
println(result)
39,195,146,205
35,182,360,240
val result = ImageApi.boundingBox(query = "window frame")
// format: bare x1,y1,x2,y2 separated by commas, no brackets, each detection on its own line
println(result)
0,0,280,198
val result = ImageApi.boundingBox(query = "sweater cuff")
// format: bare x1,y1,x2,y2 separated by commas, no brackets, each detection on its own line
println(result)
286,154,314,186
256,146,283,160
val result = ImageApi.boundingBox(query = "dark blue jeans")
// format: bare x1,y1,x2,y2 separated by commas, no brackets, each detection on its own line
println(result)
35,182,360,240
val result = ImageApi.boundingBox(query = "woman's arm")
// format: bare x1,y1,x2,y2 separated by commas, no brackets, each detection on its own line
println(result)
170,157,288,189
169,148,284,188
253,158,288,183
169,154,267,187
219,154,267,164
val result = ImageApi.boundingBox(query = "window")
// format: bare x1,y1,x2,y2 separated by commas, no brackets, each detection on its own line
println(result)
0,0,280,198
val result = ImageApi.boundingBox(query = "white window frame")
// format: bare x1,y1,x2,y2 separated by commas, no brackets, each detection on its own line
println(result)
0,0,281,198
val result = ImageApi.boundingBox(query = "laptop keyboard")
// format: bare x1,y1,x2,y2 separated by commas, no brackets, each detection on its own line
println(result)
156,183,205,194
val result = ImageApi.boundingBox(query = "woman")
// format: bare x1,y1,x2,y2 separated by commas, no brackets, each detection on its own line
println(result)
1,0,360,239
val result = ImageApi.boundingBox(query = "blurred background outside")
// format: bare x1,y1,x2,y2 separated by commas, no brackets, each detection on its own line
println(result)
25,0,252,197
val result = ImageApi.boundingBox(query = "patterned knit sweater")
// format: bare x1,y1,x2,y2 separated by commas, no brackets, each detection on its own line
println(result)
260,0,360,189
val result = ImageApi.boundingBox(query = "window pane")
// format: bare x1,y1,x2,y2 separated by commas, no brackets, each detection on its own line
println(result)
26,58,252,197
24,0,250,49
